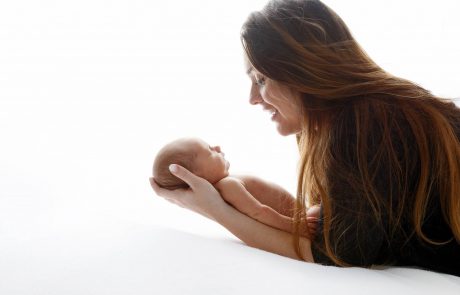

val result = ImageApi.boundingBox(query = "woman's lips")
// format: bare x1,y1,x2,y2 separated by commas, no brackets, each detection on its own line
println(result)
263,107,278,119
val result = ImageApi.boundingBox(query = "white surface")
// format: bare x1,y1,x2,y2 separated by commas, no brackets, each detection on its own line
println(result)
1,0,459,294
1,220,459,295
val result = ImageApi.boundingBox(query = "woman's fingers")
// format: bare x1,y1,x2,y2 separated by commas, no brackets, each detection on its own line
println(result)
149,177,161,193
149,177,170,196
149,166,225,220
149,176,182,199
149,177,186,206
168,164,203,190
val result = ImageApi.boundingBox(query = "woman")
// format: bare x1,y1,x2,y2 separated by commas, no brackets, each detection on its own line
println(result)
150,0,460,276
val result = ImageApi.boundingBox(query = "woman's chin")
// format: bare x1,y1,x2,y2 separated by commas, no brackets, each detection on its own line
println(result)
275,121,301,136
276,125,294,136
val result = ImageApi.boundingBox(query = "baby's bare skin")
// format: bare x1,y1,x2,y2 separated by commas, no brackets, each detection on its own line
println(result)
153,138,319,238
215,175,318,238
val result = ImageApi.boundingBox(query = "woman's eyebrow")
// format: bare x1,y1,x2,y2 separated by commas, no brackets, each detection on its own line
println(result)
246,68,253,75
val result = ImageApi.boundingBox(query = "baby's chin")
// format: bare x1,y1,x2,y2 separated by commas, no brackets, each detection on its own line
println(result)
218,169,230,180
204,170,229,184
223,162,230,177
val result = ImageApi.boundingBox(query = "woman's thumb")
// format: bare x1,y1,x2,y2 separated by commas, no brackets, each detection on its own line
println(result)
169,164,197,188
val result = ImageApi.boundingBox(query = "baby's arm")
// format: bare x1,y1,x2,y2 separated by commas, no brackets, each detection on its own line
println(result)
214,177,294,235
219,175,319,237
232,175,296,217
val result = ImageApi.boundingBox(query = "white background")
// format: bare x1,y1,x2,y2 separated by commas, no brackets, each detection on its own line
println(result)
1,0,459,240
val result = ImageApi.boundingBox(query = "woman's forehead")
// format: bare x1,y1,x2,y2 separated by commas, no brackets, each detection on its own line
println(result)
244,57,257,76
245,65,264,79
245,62,254,75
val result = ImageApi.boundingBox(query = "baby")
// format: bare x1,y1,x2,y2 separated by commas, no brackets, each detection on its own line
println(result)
152,137,316,237
153,137,230,190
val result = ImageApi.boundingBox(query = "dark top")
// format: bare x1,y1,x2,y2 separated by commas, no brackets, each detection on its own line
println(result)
310,98,460,277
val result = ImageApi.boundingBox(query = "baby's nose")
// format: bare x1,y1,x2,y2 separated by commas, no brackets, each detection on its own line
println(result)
215,146,222,153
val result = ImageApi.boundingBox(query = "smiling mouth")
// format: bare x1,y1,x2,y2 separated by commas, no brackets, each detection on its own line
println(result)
264,107,277,116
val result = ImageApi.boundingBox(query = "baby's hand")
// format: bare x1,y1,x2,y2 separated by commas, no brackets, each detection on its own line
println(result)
306,205,321,237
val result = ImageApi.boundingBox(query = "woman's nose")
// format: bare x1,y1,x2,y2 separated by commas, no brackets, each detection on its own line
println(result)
249,95,261,105
214,146,222,153
249,85,263,105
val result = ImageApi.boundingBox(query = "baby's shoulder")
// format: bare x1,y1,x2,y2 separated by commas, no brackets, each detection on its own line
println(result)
214,176,245,189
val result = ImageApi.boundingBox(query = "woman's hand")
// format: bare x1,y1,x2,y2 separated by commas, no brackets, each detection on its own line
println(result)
150,166,315,261
149,164,227,221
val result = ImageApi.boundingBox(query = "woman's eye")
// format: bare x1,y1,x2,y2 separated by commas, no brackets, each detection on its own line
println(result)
255,77,266,87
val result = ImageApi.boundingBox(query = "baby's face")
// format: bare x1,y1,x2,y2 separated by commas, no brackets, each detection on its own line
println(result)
184,138,230,183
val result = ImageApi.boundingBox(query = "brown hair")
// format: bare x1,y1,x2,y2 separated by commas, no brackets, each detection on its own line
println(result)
152,141,198,190
241,0,460,265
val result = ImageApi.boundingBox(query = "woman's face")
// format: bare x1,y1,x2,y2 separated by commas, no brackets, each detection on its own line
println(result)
246,63,303,136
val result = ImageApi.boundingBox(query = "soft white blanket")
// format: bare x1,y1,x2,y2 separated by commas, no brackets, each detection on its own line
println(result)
1,221,459,295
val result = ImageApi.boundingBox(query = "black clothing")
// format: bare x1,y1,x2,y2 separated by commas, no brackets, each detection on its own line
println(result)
312,205,460,276
310,98,460,277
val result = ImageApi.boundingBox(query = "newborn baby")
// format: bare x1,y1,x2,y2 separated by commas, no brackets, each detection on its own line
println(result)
153,137,230,190
152,137,317,237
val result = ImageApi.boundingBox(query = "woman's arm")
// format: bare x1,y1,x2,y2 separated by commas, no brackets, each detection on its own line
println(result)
150,164,314,262
213,200,314,261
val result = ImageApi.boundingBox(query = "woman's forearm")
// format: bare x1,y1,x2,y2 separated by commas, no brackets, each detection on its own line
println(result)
213,202,314,262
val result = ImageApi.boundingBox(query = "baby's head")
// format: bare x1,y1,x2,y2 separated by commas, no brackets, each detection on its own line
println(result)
152,137,230,189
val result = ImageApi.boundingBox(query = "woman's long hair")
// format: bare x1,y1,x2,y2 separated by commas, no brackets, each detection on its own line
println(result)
241,0,460,265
